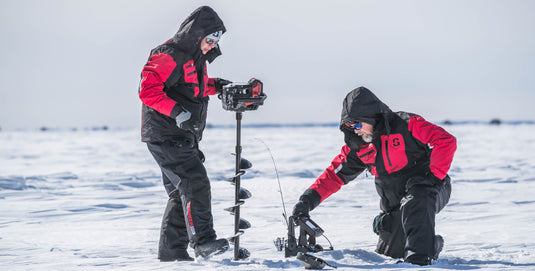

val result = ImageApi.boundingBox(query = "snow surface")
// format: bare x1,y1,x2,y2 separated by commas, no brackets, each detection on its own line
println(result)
1,124,535,270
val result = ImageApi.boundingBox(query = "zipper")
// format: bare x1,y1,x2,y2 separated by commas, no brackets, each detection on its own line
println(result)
384,138,392,167
359,149,375,160
195,54,205,98
199,76,204,98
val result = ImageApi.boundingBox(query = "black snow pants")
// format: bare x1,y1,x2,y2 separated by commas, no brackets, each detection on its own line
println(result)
374,175,451,262
146,138,216,260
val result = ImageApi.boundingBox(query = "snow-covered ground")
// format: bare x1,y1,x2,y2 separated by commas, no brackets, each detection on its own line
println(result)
1,123,534,270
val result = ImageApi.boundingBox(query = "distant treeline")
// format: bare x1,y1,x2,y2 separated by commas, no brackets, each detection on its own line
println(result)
2,119,535,132
207,119,535,129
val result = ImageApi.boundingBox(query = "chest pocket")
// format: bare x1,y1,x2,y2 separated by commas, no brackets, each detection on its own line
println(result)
381,134,408,174
356,144,379,177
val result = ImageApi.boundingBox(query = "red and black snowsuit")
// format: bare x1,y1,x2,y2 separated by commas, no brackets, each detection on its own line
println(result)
298,87,456,264
138,6,226,260
139,6,224,143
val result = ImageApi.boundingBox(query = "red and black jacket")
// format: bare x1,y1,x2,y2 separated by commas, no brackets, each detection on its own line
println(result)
301,87,457,212
138,6,226,142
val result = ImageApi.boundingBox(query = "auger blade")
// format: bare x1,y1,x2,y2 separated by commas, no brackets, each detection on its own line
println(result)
224,201,245,215
240,157,252,169
239,217,251,230
239,187,252,200
228,230,244,244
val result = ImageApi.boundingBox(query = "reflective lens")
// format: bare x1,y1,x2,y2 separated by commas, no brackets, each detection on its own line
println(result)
345,121,362,130
205,37,218,45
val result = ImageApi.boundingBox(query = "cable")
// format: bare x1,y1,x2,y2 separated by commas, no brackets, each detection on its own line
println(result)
322,234,334,251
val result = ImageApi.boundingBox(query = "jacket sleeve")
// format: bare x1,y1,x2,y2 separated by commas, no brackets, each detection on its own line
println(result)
307,145,366,205
408,115,457,180
138,53,183,118
204,78,218,96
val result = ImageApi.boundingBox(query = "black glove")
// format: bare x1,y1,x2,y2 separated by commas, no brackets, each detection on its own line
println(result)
213,78,232,94
372,213,387,234
292,200,310,218
292,189,321,217
175,107,201,134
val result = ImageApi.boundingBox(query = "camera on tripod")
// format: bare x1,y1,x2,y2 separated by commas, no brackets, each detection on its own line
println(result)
220,78,267,112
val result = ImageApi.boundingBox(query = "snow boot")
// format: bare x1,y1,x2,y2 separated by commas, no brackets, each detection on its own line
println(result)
175,251,194,261
159,250,194,262
404,254,431,266
194,238,229,258
403,235,444,265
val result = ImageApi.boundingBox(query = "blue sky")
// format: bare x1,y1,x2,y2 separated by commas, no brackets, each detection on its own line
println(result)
1,0,534,129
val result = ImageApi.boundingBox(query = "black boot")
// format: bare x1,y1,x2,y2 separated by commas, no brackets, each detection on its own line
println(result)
159,250,194,262
404,235,444,266
404,254,432,266
194,238,229,258
176,250,194,261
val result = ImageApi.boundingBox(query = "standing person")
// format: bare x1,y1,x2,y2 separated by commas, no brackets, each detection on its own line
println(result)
138,6,233,261
292,87,456,265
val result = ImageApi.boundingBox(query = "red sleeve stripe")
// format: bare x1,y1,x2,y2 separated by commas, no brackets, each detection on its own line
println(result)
408,115,457,180
308,145,351,202
139,53,177,116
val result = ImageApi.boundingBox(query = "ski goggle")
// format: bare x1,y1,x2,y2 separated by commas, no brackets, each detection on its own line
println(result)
344,121,362,130
205,37,219,45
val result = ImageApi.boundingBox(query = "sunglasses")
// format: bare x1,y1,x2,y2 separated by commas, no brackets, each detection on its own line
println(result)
344,121,362,130
205,37,219,45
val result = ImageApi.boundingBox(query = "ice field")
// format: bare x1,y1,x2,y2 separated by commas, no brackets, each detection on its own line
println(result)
1,123,534,270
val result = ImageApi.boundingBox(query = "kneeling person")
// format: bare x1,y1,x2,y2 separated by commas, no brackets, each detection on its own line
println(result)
292,87,456,265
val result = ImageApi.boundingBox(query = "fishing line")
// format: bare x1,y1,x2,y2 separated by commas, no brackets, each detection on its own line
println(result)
254,137,288,227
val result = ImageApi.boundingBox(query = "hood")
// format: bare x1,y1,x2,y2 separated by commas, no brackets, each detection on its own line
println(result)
339,87,392,149
172,6,226,63
340,86,391,127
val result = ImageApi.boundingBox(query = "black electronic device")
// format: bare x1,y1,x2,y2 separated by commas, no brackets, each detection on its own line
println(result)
296,216,324,238
220,78,266,112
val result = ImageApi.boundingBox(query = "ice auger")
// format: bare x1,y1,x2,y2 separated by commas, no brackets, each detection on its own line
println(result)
220,79,266,260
